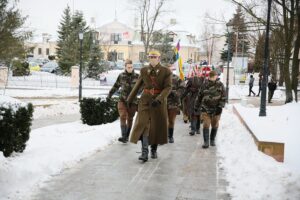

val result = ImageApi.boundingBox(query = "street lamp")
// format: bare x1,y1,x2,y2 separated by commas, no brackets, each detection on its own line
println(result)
79,31,84,101
225,24,233,103
259,0,272,116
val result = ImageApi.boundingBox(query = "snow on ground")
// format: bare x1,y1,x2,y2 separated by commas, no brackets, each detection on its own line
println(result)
218,105,300,200
0,120,121,200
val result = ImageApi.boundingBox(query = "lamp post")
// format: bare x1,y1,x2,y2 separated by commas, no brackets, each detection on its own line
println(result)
259,0,272,116
79,31,84,101
225,24,233,103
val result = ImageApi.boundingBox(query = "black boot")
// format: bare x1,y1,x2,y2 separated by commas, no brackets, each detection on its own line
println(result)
202,128,209,148
118,125,127,143
168,128,174,143
138,135,149,162
150,144,158,159
189,119,196,136
196,118,201,134
210,128,218,146
125,127,131,142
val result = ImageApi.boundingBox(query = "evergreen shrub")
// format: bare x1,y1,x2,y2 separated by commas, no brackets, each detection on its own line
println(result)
80,97,118,125
0,102,33,157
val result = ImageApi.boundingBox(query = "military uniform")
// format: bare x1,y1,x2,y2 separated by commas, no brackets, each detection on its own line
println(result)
195,77,226,148
182,76,205,135
127,63,172,161
167,73,185,143
108,70,139,142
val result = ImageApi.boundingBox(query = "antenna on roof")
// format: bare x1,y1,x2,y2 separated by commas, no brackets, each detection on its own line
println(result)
114,0,118,21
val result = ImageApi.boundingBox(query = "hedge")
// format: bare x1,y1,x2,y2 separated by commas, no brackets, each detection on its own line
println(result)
0,102,33,157
80,97,119,125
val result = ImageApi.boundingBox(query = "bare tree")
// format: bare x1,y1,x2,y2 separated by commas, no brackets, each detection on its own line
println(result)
131,0,170,61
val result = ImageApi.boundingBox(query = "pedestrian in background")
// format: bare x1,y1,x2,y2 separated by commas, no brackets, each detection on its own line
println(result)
167,63,185,143
195,70,226,148
256,74,262,97
107,59,139,143
268,76,277,103
248,74,256,96
127,50,172,162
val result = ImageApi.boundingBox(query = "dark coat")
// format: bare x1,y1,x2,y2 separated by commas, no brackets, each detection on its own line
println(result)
127,63,172,145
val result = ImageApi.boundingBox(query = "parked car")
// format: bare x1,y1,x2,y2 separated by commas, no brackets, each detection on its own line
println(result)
29,62,40,72
115,61,124,70
133,62,143,70
41,61,59,73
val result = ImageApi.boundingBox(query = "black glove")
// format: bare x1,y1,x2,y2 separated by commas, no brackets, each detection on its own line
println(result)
194,108,198,113
215,107,223,115
151,99,161,107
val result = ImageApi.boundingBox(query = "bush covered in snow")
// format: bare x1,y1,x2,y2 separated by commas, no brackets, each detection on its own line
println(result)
80,97,118,125
0,96,33,157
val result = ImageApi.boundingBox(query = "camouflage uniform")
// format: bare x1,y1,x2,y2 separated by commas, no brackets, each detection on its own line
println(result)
167,73,185,143
108,70,139,142
182,76,205,135
194,78,226,148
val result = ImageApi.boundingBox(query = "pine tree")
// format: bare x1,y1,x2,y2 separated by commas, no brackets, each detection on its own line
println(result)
221,6,250,61
220,33,234,62
0,0,32,64
56,8,89,73
87,44,104,78
152,31,174,64
254,32,265,73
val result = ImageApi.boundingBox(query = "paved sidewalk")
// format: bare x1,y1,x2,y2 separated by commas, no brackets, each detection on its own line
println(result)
31,117,229,200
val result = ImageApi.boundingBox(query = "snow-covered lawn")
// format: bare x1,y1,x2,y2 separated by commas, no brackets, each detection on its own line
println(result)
218,105,300,200
0,120,120,200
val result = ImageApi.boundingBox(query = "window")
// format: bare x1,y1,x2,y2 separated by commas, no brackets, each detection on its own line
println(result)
46,48,50,55
38,48,42,55
117,52,124,60
110,33,122,42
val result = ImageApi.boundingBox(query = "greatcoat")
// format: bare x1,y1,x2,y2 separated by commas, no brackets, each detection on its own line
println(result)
127,63,172,145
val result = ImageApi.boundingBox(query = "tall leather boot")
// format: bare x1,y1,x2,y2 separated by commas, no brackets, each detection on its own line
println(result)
168,128,174,143
210,128,218,146
118,125,127,143
125,127,131,142
202,128,209,148
138,135,149,162
150,144,158,159
189,119,196,135
196,118,201,134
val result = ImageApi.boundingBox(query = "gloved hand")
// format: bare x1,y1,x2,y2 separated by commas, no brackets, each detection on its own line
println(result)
194,108,198,113
215,107,223,115
151,99,161,107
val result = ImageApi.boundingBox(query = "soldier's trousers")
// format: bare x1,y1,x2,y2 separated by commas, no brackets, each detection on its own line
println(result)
118,101,137,128
201,112,221,129
168,108,178,128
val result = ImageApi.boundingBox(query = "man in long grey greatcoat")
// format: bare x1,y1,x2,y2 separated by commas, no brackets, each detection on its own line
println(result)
127,50,172,162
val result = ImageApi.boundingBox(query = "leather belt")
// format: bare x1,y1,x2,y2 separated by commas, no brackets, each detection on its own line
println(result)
144,88,162,95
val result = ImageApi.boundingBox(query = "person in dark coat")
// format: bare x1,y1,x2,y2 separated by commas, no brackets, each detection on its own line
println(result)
195,71,226,148
256,74,262,97
107,59,139,143
268,76,277,103
127,50,172,162
181,73,205,136
167,64,185,143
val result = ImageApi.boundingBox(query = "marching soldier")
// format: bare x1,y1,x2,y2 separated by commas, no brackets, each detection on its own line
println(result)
107,59,139,143
167,64,185,143
194,70,226,148
127,50,172,162
182,71,205,136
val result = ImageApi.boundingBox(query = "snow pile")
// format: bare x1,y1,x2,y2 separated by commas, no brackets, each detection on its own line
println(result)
33,101,80,119
218,105,300,200
0,95,28,112
0,120,120,200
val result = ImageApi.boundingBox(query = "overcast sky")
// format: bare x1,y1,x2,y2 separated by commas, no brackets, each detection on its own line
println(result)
18,0,236,41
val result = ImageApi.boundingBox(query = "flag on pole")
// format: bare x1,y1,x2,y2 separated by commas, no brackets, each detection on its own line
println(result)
174,40,184,80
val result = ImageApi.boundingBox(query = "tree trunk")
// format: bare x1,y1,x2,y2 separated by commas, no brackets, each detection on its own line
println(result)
279,60,285,86
292,1,300,102
284,52,293,103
